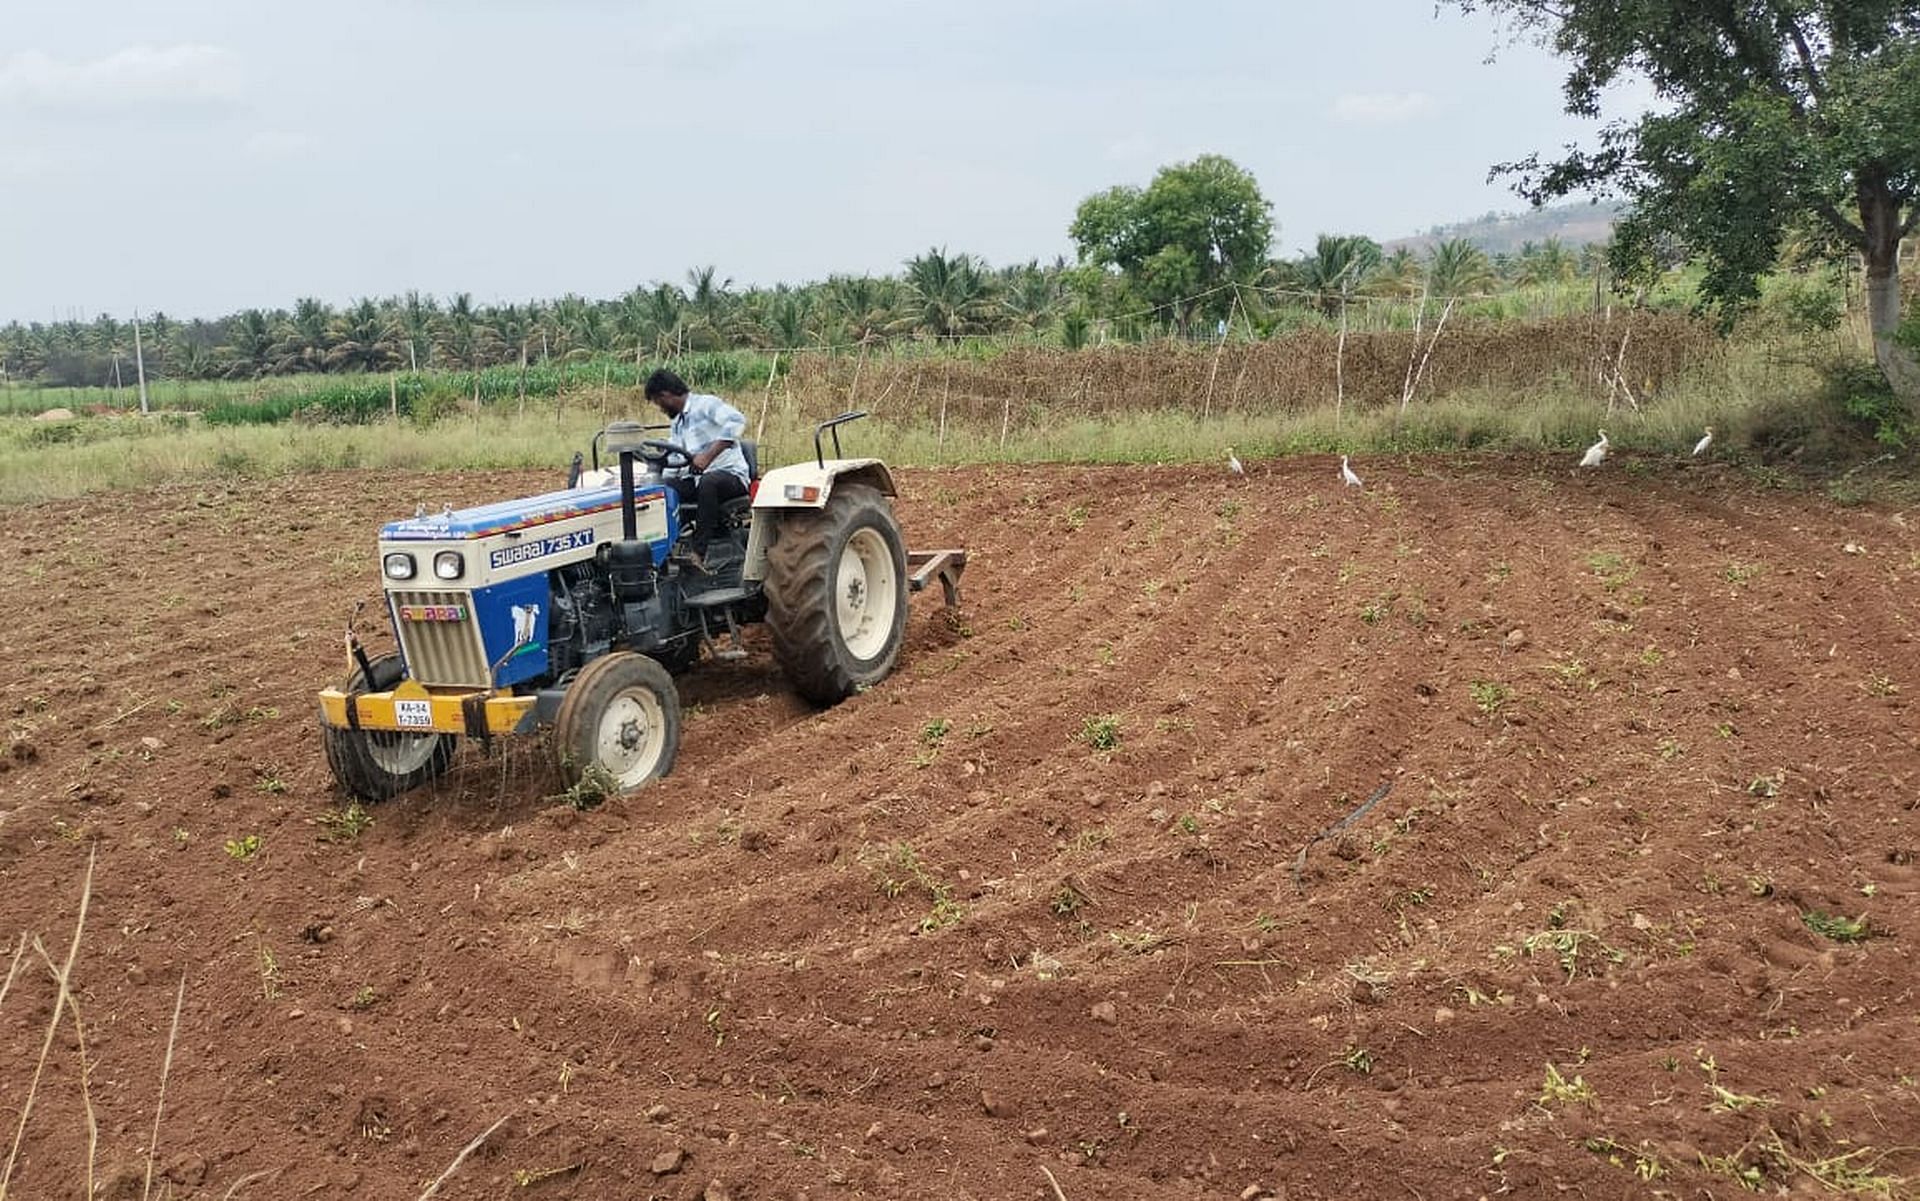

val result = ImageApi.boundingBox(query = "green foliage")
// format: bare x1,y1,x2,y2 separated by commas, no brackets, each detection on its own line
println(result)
1454,0,1920,399
1539,1061,1596,1107
555,761,619,811
1077,713,1123,752
1070,154,1273,330
224,834,262,861
199,352,778,427
316,802,375,842
862,842,965,932
1279,235,1384,314
1802,910,1871,943
1469,680,1510,714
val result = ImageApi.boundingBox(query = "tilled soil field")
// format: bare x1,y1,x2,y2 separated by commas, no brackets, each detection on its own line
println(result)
2,456,1917,1200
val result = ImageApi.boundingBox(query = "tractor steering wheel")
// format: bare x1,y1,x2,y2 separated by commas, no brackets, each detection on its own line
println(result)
639,439,701,472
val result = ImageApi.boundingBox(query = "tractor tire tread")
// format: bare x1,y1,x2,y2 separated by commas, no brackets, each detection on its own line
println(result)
320,654,457,803
764,483,907,706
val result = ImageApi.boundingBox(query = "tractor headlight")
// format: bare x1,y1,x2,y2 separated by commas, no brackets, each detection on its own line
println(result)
432,551,465,580
382,552,416,580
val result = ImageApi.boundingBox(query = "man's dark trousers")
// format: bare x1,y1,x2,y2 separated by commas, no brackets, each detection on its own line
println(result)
667,472,749,556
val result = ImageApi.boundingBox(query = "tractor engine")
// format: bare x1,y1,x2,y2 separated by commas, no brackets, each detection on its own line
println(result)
376,480,681,691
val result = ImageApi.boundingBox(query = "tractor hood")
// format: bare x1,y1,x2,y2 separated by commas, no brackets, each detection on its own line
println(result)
381,482,652,542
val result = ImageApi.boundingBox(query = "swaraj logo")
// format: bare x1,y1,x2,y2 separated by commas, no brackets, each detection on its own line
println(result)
490,528,595,571
400,604,466,622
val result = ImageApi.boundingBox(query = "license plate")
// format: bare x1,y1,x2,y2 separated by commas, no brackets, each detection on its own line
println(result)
394,699,433,728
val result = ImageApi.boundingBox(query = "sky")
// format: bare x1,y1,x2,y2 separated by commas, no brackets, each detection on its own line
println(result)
0,1,1653,324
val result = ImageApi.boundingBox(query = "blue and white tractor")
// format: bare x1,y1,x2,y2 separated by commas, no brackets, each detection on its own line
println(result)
316,412,966,801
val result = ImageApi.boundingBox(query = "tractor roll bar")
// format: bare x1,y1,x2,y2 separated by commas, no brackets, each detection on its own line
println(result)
814,410,869,467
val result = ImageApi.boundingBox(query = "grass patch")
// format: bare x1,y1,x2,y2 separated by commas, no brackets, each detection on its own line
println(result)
1802,910,1871,943
862,842,964,933
1077,713,1123,753
1539,1062,1596,1108
1469,680,1511,714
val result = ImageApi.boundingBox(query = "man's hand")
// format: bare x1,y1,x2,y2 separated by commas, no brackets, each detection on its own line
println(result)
691,448,717,472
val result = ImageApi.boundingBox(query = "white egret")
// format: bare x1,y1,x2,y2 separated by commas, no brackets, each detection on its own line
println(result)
1579,429,1609,469
1692,426,1713,456
1227,447,1244,476
1340,455,1363,488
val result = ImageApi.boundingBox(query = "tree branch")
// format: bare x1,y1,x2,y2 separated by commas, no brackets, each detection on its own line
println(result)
1813,198,1869,249
1781,14,1825,103
1706,0,1806,117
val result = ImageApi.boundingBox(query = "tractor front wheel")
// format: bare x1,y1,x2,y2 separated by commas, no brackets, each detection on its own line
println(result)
321,653,458,802
765,483,908,705
551,652,681,794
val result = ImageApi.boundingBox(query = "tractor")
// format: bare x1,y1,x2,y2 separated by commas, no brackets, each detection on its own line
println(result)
316,411,966,801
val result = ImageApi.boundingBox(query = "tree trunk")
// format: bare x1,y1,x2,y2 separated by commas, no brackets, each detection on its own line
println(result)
1860,182,1920,409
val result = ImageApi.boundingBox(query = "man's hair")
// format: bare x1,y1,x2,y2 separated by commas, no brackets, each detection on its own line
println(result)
643,368,689,399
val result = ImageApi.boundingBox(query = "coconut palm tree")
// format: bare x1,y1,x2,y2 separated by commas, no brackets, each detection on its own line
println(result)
685,265,734,349
436,293,496,375
1000,261,1062,333
901,248,996,339
1425,239,1496,298
272,297,334,374
1286,235,1385,316
825,275,900,345
763,288,814,349
326,299,402,373
219,310,277,378
1370,248,1426,299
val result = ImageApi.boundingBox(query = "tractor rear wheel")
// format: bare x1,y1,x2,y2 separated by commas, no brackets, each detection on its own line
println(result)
551,652,680,794
765,483,907,705
321,653,457,802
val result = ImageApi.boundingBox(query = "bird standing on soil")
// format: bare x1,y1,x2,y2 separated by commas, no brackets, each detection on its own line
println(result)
1692,426,1714,456
1227,446,1244,477
1340,455,1363,489
1579,429,1609,468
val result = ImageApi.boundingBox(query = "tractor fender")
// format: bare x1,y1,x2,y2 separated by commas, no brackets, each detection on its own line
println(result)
742,460,897,583
750,459,896,510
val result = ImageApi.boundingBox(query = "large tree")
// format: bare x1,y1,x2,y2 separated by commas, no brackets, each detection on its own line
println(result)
1452,1,1920,406
1069,154,1274,334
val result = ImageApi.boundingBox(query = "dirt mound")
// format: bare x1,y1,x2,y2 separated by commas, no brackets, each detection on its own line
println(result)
2,457,1917,1199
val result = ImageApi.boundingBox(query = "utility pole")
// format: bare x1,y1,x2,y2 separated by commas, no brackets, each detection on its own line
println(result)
133,310,151,415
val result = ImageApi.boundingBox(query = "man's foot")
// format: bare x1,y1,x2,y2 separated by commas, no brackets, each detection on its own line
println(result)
680,548,710,576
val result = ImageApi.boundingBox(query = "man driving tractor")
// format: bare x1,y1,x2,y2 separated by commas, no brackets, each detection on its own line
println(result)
644,367,750,574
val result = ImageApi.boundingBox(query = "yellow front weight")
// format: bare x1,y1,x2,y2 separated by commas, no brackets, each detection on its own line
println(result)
317,677,537,737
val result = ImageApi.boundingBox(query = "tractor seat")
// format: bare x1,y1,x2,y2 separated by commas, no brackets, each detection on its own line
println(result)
740,440,760,482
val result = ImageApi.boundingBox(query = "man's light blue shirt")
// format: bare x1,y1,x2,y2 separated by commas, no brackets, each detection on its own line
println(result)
668,392,750,484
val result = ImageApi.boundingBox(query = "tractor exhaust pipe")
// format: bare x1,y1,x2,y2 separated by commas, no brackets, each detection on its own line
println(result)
618,449,638,541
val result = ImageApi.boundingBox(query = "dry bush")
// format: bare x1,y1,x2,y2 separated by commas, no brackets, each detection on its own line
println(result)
781,312,1720,434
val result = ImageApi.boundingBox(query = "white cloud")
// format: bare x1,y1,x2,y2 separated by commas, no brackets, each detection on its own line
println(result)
1330,91,1434,124
0,45,242,110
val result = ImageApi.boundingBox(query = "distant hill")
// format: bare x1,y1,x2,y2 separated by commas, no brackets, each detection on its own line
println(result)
1382,199,1623,256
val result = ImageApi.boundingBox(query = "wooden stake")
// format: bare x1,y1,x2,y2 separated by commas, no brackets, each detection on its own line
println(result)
1202,292,1237,419
1335,299,1349,424
1401,297,1455,413
755,351,779,443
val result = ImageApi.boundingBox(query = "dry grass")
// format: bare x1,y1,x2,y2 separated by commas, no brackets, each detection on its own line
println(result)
0,845,94,1201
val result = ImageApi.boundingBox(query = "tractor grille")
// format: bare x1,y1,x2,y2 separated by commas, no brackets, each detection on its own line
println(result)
390,589,490,688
